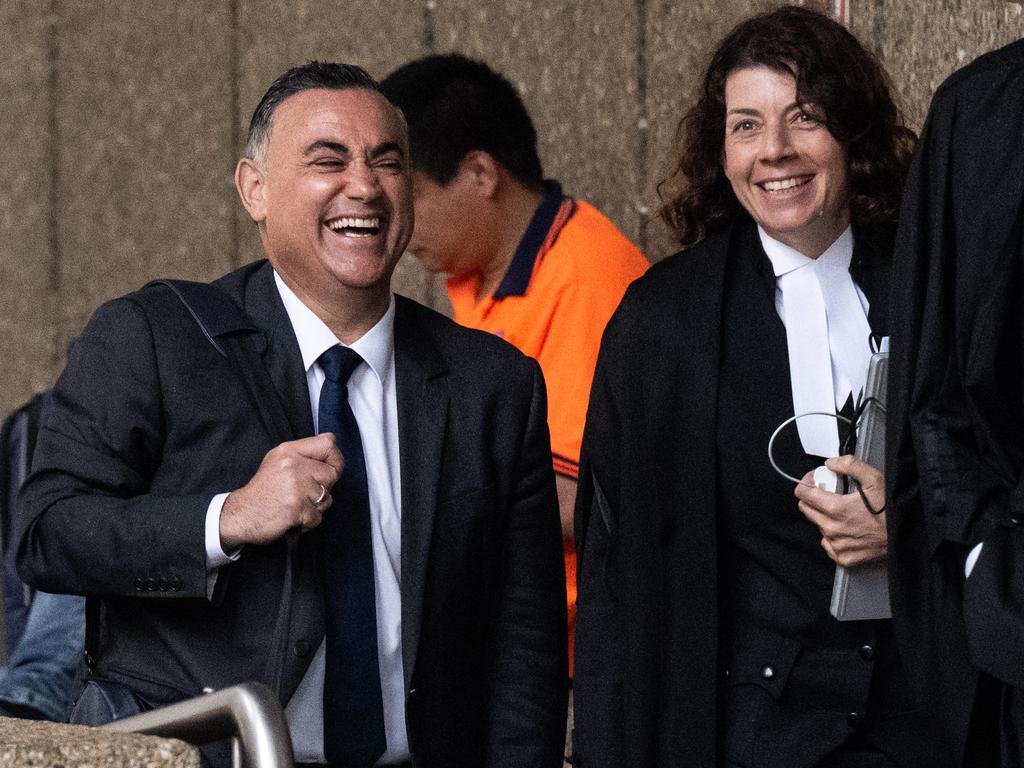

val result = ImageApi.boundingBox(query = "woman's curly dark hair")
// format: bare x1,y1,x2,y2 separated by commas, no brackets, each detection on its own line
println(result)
660,5,916,249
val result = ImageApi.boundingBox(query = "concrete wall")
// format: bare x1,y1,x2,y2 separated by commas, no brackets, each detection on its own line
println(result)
852,1,1024,130
1,1,1022,415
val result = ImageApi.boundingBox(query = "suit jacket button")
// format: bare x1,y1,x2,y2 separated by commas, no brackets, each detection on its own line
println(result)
761,665,775,680
847,710,865,727
859,644,875,662
1012,515,1022,526
294,640,311,657
170,576,183,591
134,577,144,592
145,578,157,592
158,578,169,592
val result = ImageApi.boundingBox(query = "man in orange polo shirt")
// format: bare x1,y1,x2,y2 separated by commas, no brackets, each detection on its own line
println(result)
381,55,648,673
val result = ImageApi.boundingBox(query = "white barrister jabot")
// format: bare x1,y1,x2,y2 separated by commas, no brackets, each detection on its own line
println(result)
758,225,873,459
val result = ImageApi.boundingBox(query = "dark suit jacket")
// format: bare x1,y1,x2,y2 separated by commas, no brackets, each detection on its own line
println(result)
573,218,944,768
15,260,568,767
888,37,1024,764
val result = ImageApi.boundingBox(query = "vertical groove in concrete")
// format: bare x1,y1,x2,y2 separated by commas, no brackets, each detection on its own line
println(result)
229,0,242,268
46,0,61,307
872,0,887,64
47,0,65,365
635,0,649,256
423,0,436,53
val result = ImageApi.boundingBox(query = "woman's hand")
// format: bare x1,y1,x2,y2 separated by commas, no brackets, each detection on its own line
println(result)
794,455,887,567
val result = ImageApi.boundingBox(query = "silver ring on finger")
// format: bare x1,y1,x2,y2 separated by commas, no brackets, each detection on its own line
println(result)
314,483,327,505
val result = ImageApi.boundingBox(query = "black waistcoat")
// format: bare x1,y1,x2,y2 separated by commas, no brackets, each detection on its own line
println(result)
715,223,942,767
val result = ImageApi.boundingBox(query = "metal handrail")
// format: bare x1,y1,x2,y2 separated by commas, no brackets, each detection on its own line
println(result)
103,682,294,768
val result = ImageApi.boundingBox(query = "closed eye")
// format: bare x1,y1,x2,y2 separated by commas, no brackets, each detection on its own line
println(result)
369,143,406,174
310,156,347,170
373,157,405,173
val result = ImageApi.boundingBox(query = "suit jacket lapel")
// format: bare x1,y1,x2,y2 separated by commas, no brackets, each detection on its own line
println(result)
242,263,315,439
393,296,449,691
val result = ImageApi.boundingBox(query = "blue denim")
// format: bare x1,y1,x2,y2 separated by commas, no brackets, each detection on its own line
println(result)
3,555,30,655
0,591,85,721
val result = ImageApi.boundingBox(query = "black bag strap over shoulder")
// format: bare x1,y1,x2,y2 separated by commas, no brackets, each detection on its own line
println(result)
86,278,301,700
147,279,295,446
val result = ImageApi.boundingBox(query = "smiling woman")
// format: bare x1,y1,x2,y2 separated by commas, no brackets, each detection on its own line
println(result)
659,5,913,251
571,7,942,768
722,66,851,258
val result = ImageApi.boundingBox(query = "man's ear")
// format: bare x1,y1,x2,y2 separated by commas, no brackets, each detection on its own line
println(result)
459,149,501,199
235,157,267,223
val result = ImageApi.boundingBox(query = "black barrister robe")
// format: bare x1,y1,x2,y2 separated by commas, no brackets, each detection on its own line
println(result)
572,215,929,768
887,37,1024,765
572,229,726,768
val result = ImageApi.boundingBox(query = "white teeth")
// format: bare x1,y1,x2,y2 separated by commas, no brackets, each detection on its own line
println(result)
762,177,807,192
327,216,381,230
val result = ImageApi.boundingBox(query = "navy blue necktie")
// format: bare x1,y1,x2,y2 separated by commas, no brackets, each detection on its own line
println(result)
317,346,386,767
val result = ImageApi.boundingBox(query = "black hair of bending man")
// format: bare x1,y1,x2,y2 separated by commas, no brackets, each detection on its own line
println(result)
380,53,543,189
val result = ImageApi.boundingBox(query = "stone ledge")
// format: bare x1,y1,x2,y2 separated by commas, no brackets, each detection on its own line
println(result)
0,716,199,768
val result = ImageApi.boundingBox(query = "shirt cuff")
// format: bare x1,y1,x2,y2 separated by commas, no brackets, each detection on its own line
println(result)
965,542,984,578
205,493,242,599
205,493,242,568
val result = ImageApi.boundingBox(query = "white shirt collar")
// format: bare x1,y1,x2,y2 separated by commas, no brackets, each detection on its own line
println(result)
272,270,395,385
758,225,854,277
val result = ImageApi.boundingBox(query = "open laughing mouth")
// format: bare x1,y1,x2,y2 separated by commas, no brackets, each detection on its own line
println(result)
758,176,812,193
325,216,383,237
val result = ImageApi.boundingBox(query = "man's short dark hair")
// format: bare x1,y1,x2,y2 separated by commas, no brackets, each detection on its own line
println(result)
245,61,381,162
379,54,543,189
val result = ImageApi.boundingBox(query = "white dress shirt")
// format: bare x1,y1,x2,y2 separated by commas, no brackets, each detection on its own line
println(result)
204,272,408,764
